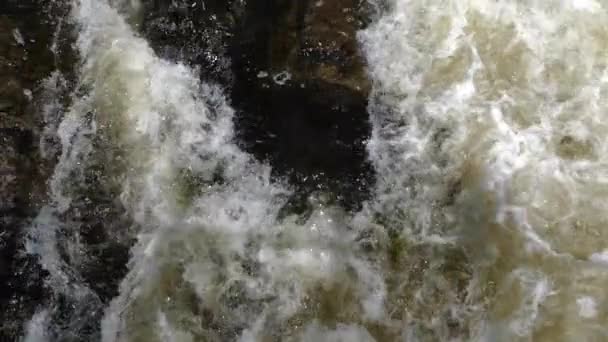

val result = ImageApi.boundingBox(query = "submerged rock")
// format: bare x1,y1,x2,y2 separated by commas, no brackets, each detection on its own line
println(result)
141,0,239,84
143,0,375,211
231,0,374,211
0,2,83,339
0,8,53,339
247,0,371,95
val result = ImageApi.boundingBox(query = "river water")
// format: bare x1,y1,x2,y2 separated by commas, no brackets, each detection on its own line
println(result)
23,0,608,341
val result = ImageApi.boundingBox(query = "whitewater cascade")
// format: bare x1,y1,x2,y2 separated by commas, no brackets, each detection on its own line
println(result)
23,0,608,341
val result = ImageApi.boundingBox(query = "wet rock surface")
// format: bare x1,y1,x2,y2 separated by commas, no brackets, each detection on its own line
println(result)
0,1,118,340
1,1,135,337
231,0,374,212
0,2,59,338
143,0,375,211
141,0,239,85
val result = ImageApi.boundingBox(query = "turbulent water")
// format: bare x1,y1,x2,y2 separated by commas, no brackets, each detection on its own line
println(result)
23,0,608,341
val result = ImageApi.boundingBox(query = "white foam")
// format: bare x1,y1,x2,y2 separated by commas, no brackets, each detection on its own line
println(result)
27,0,608,340
299,322,376,342
576,296,598,319
589,250,608,265
13,28,24,46
273,71,292,85
508,269,554,336
22,310,50,342
360,0,608,338
33,1,391,341
570,0,601,12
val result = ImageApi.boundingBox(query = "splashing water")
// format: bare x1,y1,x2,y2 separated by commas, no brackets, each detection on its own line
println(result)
361,0,608,340
24,0,608,341
27,0,384,341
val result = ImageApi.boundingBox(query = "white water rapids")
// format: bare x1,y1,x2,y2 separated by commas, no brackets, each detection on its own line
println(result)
23,0,608,340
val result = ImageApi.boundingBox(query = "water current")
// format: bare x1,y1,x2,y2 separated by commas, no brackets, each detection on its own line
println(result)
23,0,608,341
